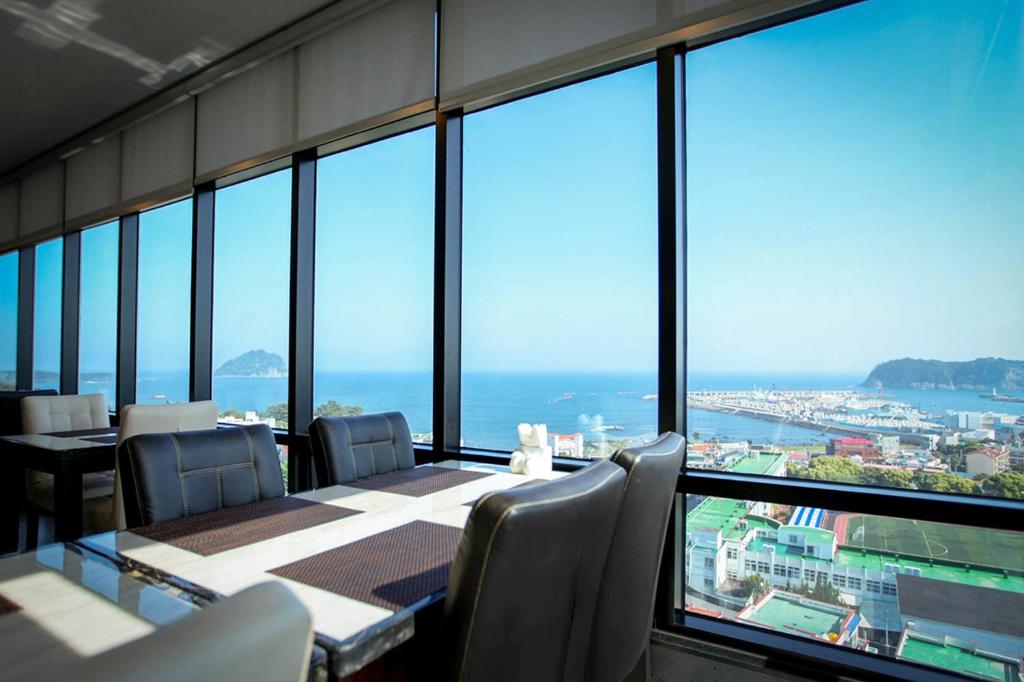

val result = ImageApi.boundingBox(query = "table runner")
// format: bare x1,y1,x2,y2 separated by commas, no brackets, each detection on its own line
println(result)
134,497,362,556
42,427,118,438
82,435,119,444
0,595,19,616
343,467,494,498
270,520,462,611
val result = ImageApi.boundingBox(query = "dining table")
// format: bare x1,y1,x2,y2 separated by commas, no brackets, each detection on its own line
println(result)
79,460,563,679
0,427,120,550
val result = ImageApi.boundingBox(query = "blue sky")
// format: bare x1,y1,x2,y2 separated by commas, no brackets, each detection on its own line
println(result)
78,221,118,374
687,0,1023,373
0,251,17,372
8,0,1022,380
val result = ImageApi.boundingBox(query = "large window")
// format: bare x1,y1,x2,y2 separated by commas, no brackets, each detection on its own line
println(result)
213,170,291,427
314,128,434,441
0,252,17,390
461,64,659,457
137,200,192,405
78,222,118,410
32,238,62,391
686,0,1024,497
684,0,1024,677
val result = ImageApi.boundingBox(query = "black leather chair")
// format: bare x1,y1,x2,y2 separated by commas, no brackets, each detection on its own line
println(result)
0,389,58,436
587,432,685,682
118,424,285,527
444,460,626,682
308,412,415,486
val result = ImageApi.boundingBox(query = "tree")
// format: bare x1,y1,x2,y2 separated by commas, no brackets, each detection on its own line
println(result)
978,472,1024,500
912,472,977,495
737,574,769,600
315,400,364,418
796,456,862,484
261,402,289,423
794,576,844,606
220,408,245,420
859,468,915,491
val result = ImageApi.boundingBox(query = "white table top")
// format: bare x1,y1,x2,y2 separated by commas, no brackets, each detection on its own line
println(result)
80,461,564,676
0,543,200,681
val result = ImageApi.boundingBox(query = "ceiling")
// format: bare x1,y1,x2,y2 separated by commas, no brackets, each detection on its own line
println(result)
0,0,337,177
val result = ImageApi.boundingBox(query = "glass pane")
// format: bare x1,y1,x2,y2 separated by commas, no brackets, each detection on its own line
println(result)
213,170,290,426
682,493,1024,679
32,238,62,391
137,200,192,404
78,222,118,410
461,64,659,456
314,127,434,442
686,0,1024,498
0,251,17,389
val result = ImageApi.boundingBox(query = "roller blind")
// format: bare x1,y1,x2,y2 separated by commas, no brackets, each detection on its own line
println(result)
121,99,195,208
18,163,64,241
440,0,812,108
297,0,435,147
195,51,296,181
66,135,122,230
0,183,17,249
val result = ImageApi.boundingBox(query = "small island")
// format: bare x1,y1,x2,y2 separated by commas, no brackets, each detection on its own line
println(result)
862,357,1024,391
215,350,288,378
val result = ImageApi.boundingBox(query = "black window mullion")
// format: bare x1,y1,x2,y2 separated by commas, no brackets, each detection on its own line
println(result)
59,230,81,396
16,246,35,390
433,111,463,462
190,184,215,403
655,45,684,630
289,151,316,492
116,214,139,410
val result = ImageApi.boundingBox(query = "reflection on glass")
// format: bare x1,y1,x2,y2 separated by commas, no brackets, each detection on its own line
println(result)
314,127,434,442
461,63,659,457
78,222,118,410
0,251,17,389
137,200,192,404
33,238,62,390
682,493,1024,679
686,0,1024,499
213,169,290,427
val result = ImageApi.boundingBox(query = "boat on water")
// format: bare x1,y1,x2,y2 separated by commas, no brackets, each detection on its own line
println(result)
592,425,624,433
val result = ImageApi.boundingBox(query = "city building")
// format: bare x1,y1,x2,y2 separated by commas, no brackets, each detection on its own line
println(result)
737,590,865,648
550,432,585,459
827,438,881,462
965,448,1009,476
895,631,1022,682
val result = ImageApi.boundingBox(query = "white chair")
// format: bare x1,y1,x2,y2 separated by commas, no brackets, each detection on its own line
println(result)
20,394,115,543
110,401,219,529
28,581,314,682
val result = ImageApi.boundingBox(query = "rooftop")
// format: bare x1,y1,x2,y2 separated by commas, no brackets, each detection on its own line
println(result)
896,574,1024,638
687,497,779,543
737,591,853,642
897,633,1018,681
727,453,788,476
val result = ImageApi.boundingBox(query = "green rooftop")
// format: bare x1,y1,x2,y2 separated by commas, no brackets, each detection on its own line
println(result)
740,592,846,638
744,537,1024,593
728,453,788,476
898,635,1013,681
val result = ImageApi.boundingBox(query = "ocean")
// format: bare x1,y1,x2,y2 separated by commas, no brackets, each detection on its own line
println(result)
75,370,1024,452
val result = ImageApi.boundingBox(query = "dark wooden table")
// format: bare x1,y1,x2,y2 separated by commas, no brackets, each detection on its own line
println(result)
0,427,118,551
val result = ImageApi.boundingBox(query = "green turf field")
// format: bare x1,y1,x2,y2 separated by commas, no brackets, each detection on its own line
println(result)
844,515,1023,572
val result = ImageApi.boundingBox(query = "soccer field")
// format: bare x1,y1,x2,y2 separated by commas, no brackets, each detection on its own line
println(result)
843,515,1024,573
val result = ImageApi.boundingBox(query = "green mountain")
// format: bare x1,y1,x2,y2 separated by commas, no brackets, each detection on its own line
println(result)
215,350,287,377
862,357,1024,391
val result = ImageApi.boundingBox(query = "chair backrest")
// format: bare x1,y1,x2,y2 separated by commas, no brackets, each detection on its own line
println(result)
20,393,109,433
0,389,57,436
308,411,415,486
586,432,685,682
444,460,626,682
28,582,314,682
111,401,220,529
119,424,285,527
116,401,220,445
